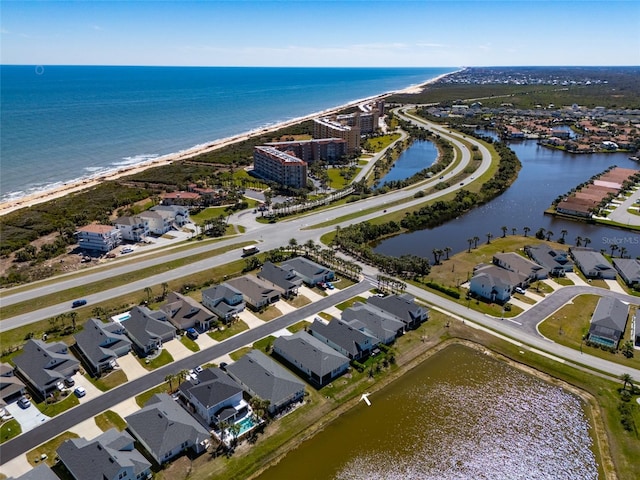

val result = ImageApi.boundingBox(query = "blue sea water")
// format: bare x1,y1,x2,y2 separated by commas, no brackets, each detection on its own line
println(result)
0,65,455,203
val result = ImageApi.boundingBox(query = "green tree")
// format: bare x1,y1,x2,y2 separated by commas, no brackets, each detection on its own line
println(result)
501,226,508,238
621,373,634,391
523,226,530,237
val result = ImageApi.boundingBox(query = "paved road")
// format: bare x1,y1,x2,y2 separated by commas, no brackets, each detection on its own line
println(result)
0,116,488,331
0,281,371,464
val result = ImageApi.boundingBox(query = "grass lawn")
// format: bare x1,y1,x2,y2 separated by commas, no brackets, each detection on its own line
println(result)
136,382,171,407
0,419,21,444
287,320,311,333
28,431,79,467
512,293,536,304
284,295,311,308
317,312,333,321
181,335,200,352
335,296,367,311
253,335,277,353
139,349,174,371
538,295,640,370
87,369,128,392
363,133,402,152
554,277,575,286
253,306,282,321
229,347,252,361
94,410,127,432
208,320,249,341
35,392,79,417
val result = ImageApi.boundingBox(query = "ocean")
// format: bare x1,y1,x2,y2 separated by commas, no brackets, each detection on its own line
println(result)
0,65,455,203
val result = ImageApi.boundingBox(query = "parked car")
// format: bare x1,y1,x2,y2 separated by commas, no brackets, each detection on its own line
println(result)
326,282,335,290
74,386,86,398
64,377,75,387
17,396,31,409
72,299,87,308
194,365,204,374
121,247,134,254
515,287,526,295
186,328,199,340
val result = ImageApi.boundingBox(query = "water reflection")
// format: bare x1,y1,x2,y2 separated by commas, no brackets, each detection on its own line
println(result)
376,138,640,259
257,345,597,480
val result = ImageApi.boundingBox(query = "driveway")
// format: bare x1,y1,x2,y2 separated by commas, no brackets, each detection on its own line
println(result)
117,353,148,381
605,279,628,294
0,454,32,479
4,401,50,434
565,272,589,286
111,397,141,419
299,286,323,302
163,338,192,361
194,332,218,350
542,279,560,291
509,297,532,312
68,417,102,440
238,310,265,329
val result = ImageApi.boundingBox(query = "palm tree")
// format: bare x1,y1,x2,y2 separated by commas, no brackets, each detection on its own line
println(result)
523,226,530,237
560,229,568,241
620,246,627,258
444,246,452,261
467,238,474,253
473,236,480,248
165,373,176,392
545,230,554,241
575,236,583,247
583,237,591,248
512,227,517,236
501,226,508,238
610,244,619,256
69,311,78,332
621,373,633,392
432,248,441,265
288,238,298,255
144,286,153,304
161,282,169,300
486,232,493,244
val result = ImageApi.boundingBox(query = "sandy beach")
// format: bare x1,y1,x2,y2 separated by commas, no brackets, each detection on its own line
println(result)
0,72,453,217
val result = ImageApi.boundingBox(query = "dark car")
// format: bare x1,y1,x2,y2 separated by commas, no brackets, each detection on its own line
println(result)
64,377,75,387
72,299,87,308
18,396,31,409
186,328,199,340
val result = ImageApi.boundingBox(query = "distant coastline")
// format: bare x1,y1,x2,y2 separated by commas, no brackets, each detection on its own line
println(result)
0,70,455,216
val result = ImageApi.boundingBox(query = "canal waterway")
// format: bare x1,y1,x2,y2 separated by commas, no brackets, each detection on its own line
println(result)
375,136,640,259
257,344,598,480
376,140,439,186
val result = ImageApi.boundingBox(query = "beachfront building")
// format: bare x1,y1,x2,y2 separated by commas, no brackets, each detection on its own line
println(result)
73,318,132,377
76,224,122,253
13,339,80,400
252,146,308,189
587,297,629,349
137,210,172,235
313,118,360,154
112,215,150,243
160,191,201,206
57,428,152,480
336,110,379,135
265,138,347,164
226,350,306,415
125,393,210,465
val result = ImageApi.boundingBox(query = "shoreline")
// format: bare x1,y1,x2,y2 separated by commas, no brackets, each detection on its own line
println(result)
0,71,456,217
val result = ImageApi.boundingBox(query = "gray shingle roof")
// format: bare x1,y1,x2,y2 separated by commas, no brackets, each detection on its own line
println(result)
160,291,214,330
226,275,280,306
12,339,80,393
74,318,132,370
57,428,151,480
280,257,332,281
225,350,304,410
366,294,428,326
273,331,349,379
613,258,640,284
202,283,244,316
125,393,209,461
589,297,629,342
570,248,616,277
258,262,303,291
309,318,378,357
10,464,59,480
124,306,176,348
341,303,405,343
178,367,243,408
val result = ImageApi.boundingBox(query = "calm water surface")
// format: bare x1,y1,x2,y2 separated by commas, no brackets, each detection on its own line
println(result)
376,140,438,186
257,344,597,480
376,138,640,259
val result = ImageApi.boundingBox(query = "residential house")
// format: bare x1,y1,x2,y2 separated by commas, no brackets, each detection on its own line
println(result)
151,205,190,226
122,306,176,356
178,367,245,427
570,248,617,279
76,224,122,253
273,331,349,388
0,363,26,405
280,257,335,287
612,258,640,287
309,318,378,361
587,297,629,348
137,210,172,235
525,244,574,277
126,393,210,465
201,283,246,323
160,191,201,207
13,339,80,399
493,252,547,281
74,318,132,376
57,428,152,480
112,216,150,243
341,302,405,345
366,294,429,330
226,349,306,415
226,276,280,311
468,264,524,303
9,464,60,480
160,291,215,331
257,261,303,299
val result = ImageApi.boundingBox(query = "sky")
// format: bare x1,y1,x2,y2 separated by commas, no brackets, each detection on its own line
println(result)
1,1,639,67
